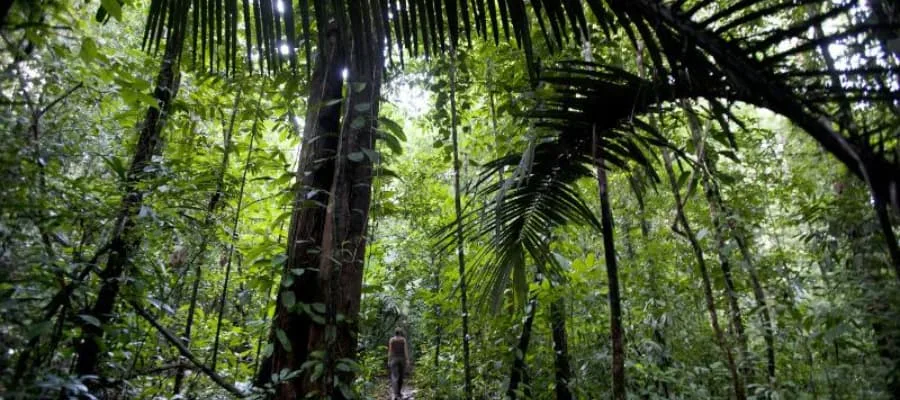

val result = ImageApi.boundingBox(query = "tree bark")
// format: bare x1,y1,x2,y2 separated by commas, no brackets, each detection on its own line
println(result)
874,196,900,282
549,296,573,400
73,16,185,382
594,129,626,400
309,0,384,395
507,296,537,399
662,148,746,400
260,2,385,398
258,19,344,395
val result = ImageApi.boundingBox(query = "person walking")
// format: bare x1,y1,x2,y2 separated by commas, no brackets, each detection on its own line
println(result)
388,328,410,400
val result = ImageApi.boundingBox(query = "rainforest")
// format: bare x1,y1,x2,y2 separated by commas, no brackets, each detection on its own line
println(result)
1,0,899,399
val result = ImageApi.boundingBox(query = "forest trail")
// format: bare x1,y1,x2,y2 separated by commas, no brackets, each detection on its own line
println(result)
376,375,417,400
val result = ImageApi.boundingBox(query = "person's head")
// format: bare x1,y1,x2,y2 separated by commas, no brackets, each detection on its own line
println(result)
394,327,404,337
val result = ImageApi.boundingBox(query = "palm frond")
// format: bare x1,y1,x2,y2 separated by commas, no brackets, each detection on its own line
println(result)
133,0,900,204
461,139,600,310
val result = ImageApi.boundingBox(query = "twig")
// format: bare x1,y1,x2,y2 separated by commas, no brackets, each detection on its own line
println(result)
38,82,83,117
126,299,249,398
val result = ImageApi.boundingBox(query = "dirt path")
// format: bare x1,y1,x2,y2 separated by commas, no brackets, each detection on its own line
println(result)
376,376,416,400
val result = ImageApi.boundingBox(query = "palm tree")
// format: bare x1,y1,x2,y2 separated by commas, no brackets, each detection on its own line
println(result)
102,0,899,397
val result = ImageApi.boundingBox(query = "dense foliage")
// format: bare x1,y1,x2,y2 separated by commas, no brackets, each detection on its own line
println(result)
1,1,899,399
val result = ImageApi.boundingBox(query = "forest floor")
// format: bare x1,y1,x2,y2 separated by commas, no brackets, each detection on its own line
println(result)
375,375,417,400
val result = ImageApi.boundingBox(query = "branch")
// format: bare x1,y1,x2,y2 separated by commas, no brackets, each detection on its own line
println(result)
38,82,83,117
126,299,249,398
122,362,192,379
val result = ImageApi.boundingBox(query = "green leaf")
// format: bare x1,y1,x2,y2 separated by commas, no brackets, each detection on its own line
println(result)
377,131,403,155
354,102,372,112
378,117,406,141
272,210,293,229
26,321,53,340
311,363,324,380
276,329,292,352
78,314,101,327
347,152,365,162
281,291,296,308
352,82,367,93
99,0,122,22
361,148,380,163
350,115,367,129
338,382,354,398
101,155,127,180
79,38,99,63
271,254,288,267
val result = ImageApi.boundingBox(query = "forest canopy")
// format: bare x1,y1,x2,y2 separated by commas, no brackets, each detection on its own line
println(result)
1,0,899,399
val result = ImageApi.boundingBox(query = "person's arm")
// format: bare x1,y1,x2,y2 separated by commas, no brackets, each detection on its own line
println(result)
387,338,392,364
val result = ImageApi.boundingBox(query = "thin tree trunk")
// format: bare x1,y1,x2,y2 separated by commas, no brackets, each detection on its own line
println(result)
680,103,753,383
549,296,573,400
507,295,538,399
709,201,750,377
873,196,900,283
734,234,777,383
211,91,255,372
73,14,185,381
684,102,778,384
662,149,746,400
627,174,672,398
450,45,473,400
432,254,442,370
173,88,246,395
593,128,626,400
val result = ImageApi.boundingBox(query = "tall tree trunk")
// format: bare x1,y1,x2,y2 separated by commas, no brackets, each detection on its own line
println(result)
311,1,384,395
450,45,473,400
258,18,345,396
549,296,573,400
593,129,626,400
662,149,746,400
261,3,385,398
507,295,538,399
73,15,185,382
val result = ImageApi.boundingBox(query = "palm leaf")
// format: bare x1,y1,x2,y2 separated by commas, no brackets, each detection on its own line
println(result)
131,0,900,202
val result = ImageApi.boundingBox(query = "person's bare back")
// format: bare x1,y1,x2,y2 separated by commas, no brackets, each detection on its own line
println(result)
387,328,410,400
